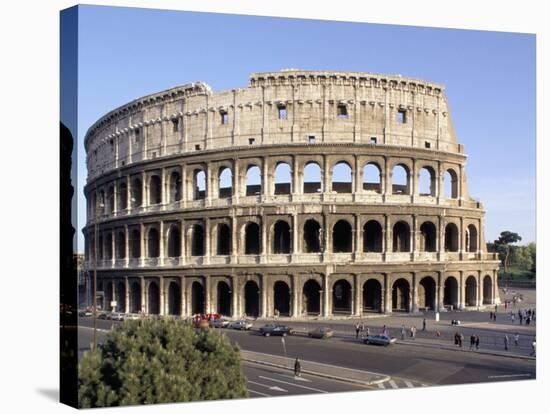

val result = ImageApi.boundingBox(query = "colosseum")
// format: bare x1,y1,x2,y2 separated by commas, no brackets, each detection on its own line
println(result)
83,69,500,319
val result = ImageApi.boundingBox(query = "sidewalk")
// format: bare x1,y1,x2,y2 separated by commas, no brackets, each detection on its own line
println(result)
240,350,390,386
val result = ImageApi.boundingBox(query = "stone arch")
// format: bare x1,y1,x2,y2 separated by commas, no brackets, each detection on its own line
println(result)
273,220,291,254
116,231,126,259
217,280,231,316
419,166,436,196
332,279,352,314
363,220,383,252
149,175,162,205
116,281,125,312
419,221,437,252
392,164,410,195
444,168,458,199
332,161,353,193
167,280,181,315
107,186,115,213
245,165,262,196
418,276,436,310
104,281,113,309
218,166,233,198
244,222,261,254
393,221,410,252
193,169,206,200
392,278,410,312
104,232,113,259
363,279,382,312
169,170,182,203
443,276,459,309
465,275,477,306
363,162,381,193
303,219,322,253
274,162,292,195
333,219,352,253
129,281,141,313
302,279,321,315
118,181,128,210
483,275,493,305
303,162,322,193
190,224,204,256
147,227,159,258
129,229,140,258
167,225,181,257
147,280,160,315
191,280,205,315
244,280,260,317
466,224,478,253
131,177,142,207
273,281,291,316
444,223,459,252
216,223,231,255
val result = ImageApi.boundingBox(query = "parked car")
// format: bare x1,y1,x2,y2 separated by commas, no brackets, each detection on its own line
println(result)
228,320,253,330
97,311,108,320
363,334,397,346
78,309,93,317
209,318,230,328
111,312,125,321
124,313,140,320
308,327,334,339
259,323,293,337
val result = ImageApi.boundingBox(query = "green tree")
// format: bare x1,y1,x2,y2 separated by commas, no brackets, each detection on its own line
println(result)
494,231,522,274
525,242,536,273
78,319,248,408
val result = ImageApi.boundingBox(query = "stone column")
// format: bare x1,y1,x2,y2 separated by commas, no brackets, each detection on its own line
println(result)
180,276,186,317
262,157,270,196
124,225,129,267
292,275,300,318
112,183,118,215
354,214,361,258
384,273,392,314
437,215,444,261
436,272,443,312
292,213,299,255
260,276,267,318
323,214,330,256
159,277,165,316
161,167,167,206
261,218,267,260
323,155,331,193
204,217,211,265
125,176,131,211
206,162,213,205
140,276,146,314
181,164,187,208
292,156,299,197
205,276,211,314
411,273,418,313
412,214,418,261
231,215,238,261
458,271,465,309
158,221,164,266
233,158,240,203
110,231,115,267
384,214,391,259
354,156,361,194
477,272,482,308
139,223,145,267
124,277,130,313
354,274,362,316
322,273,330,317
231,276,239,318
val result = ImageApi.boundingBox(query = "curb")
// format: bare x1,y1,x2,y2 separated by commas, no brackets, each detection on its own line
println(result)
241,354,391,387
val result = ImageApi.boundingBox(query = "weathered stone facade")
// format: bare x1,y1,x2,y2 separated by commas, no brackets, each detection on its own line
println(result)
83,69,500,318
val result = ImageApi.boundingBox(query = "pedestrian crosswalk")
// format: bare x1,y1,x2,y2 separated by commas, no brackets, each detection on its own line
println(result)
376,378,430,390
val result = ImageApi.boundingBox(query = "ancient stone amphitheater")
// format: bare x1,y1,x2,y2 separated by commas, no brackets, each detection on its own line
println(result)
83,69,500,319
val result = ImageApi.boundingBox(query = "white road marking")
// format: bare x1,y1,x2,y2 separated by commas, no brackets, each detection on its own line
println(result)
388,380,398,389
78,326,109,333
404,381,414,388
248,389,272,397
247,380,288,392
488,373,531,379
258,375,328,393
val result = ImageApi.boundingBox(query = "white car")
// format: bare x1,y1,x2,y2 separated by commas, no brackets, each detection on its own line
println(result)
110,312,124,321
124,313,140,320
209,318,230,328
228,320,253,330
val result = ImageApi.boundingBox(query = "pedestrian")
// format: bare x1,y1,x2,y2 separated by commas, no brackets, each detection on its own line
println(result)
422,318,427,331
514,333,519,347
454,332,459,346
511,313,515,323
519,313,523,325
532,310,536,322
489,311,493,320
294,357,301,377
470,335,476,350
365,326,370,337
495,304,498,313
360,322,365,337
355,323,360,339
459,333,464,348
530,341,536,356
475,335,480,350
382,325,388,336
504,334,509,351
493,312,497,322
411,326,417,340
401,324,406,340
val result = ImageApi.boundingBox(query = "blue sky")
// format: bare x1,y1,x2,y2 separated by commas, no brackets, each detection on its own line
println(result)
70,5,536,251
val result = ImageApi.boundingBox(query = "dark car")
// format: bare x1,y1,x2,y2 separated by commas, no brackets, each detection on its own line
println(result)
308,327,334,339
259,323,293,337
363,334,397,346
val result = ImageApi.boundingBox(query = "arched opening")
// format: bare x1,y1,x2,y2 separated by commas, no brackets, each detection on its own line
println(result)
216,223,231,255
105,233,113,259
148,281,160,315
332,220,352,253
193,169,206,200
444,223,459,252
167,281,181,315
303,162,322,193
419,166,436,196
444,169,458,199
167,226,181,257
392,221,411,252
363,163,381,193
147,228,159,258
363,279,382,312
98,190,106,215
392,278,410,312
392,164,410,195
363,220,383,252
465,276,477,306
107,186,115,213
169,171,182,203
332,279,352,314
273,220,291,254
483,276,493,305
419,221,437,252
191,224,204,256
303,219,322,253
98,235,103,260
130,229,140,259
116,231,126,259
244,281,260,317
104,282,113,309
149,175,161,205
116,281,125,312
274,162,292,195
273,281,291,316
218,167,233,198
302,280,321,315
245,165,262,196
191,281,205,315
118,182,128,210
217,281,231,316
244,222,260,254
131,178,142,208
443,277,458,309
467,224,478,252
332,162,352,193
418,277,436,310
129,281,141,313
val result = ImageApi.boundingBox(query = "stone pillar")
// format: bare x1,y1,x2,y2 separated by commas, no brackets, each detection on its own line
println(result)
231,215,238,260
204,217,211,265
124,225,129,267
436,272,443,312
140,276,146,314
354,214,361,258
180,276,186,317
180,219,186,265
111,280,116,312
322,275,330,317
141,171,147,208
231,276,239,318
139,223,145,267
323,156,331,193
384,214,391,258
261,218,267,259
477,272,482,308
437,215,444,261
206,162,213,205
411,273,418,313
260,276,267,318
205,276,211,314
233,158,240,203
110,231,115,266
323,214,330,256
384,273,392,313
158,221,164,266
292,275,300,318
354,274,362,316
458,271,465,309
292,213,299,255
292,155,299,196
161,167,167,206
112,183,118,215
412,214,418,261
354,155,361,194
262,157,270,196
124,277,130,314
159,277,165,316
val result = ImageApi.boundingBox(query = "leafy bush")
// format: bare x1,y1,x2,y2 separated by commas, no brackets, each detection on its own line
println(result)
78,319,248,407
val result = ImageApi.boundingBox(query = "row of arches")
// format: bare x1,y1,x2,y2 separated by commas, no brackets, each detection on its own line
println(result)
102,275,494,316
94,218,479,260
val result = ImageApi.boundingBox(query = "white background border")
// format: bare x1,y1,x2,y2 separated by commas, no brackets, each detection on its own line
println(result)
0,1,546,413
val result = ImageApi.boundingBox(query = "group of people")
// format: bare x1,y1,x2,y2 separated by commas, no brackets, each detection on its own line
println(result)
354,322,370,339
516,308,535,325
400,324,417,340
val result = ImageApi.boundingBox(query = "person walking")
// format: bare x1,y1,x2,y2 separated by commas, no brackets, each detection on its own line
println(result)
514,333,519,347
511,313,515,323
489,311,493,321
294,357,301,377
459,333,464,348
365,326,370,337
422,318,427,331
401,324,406,340
469,335,476,350
530,341,536,356
454,332,459,346
360,322,365,337
411,326,417,340
519,312,523,325
475,335,480,350
382,325,388,336
504,334,509,351
355,323,360,339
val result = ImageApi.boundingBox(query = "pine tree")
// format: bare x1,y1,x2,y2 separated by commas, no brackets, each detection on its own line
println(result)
78,319,248,408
